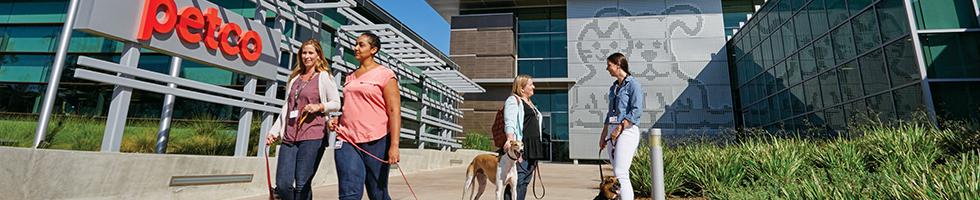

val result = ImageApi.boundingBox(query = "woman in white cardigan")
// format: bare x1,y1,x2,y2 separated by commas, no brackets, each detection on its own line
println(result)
265,39,341,200
501,74,543,200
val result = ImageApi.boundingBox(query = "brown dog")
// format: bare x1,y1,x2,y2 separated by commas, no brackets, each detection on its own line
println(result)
594,176,621,200
461,139,523,200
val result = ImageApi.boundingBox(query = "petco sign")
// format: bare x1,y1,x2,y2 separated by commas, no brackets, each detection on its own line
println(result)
74,0,282,80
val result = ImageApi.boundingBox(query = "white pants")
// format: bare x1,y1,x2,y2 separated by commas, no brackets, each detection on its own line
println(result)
606,124,640,200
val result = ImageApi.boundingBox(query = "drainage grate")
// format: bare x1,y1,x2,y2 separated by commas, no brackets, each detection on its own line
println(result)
169,174,253,186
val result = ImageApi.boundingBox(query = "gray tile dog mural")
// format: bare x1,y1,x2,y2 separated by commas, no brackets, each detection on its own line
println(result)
567,0,734,159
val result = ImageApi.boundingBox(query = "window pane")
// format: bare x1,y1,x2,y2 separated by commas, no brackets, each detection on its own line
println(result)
795,9,813,46
852,9,881,54
772,29,785,62
534,60,549,78
813,35,834,73
848,0,874,15
552,113,568,140
860,49,890,94
68,32,124,53
839,61,864,101
921,33,980,79
805,77,823,110
137,55,172,74
517,60,544,76
782,18,797,56
549,59,568,78
518,8,549,33
791,84,806,114
787,54,802,85
931,82,980,120
826,106,846,131
776,62,788,90
826,0,849,26
181,61,234,86
845,100,868,125
913,0,979,29
0,54,53,82
518,34,549,58
549,8,566,32
884,38,921,86
820,69,841,106
550,33,567,58
877,0,911,41
892,84,924,121
3,26,59,52
809,0,831,36
800,45,819,78
6,0,67,23
781,91,795,120
762,37,772,68
832,23,856,64
866,92,897,122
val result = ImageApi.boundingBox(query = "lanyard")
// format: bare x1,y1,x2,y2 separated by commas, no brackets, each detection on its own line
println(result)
292,73,318,108
612,77,628,115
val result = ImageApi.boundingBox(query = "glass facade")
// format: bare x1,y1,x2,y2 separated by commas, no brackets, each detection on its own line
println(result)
514,7,567,78
729,0,928,133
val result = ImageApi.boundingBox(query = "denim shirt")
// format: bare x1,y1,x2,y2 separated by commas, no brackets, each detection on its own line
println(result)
605,75,644,125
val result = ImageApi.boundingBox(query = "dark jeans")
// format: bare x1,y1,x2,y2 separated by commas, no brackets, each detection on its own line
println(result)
498,150,537,200
276,139,326,200
335,136,390,200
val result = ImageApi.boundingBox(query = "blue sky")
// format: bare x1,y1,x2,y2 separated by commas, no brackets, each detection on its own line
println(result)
375,0,450,54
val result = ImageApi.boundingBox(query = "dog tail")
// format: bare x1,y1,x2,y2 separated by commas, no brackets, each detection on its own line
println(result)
462,164,473,200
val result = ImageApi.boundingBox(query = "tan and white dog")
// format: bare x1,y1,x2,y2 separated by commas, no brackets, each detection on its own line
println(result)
461,139,523,200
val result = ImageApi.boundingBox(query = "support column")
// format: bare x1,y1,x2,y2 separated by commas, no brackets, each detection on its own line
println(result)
235,77,257,157
155,57,181,153
34,0,81,148
101,43,141,153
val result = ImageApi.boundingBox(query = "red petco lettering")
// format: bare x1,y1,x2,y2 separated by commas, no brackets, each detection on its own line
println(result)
137,0,262,62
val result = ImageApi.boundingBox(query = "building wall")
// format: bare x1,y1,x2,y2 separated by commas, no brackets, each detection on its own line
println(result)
450,14,517,135
567,0,735,159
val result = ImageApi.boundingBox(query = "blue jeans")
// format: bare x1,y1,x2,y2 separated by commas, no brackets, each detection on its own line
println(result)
498,150,537,200
276,139,326,200
335,136,390,200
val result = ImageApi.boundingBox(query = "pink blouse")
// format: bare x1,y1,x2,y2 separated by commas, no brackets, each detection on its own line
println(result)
337,67,396,143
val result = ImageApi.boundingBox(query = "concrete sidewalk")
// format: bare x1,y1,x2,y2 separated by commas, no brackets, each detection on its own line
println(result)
236,162,605,200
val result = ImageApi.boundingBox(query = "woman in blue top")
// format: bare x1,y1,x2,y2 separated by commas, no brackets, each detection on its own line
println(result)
598,52,644,200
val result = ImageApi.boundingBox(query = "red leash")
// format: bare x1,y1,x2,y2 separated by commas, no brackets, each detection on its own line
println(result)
336,133,419,200
263,145,274,200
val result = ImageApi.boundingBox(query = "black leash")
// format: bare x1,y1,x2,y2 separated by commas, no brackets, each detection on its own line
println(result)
532,162,545,199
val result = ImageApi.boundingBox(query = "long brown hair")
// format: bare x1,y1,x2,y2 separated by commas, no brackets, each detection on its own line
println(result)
288,39,331,81
607,52,631,76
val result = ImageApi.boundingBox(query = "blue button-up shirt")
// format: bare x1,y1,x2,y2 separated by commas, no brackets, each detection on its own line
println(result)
605,75,644,125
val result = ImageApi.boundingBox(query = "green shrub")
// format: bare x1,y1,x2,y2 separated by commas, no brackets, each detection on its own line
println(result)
628,120,980,199
462,132,494,152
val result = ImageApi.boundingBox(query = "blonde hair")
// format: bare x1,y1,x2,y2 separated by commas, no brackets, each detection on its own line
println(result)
512,74,532,97
511,74,537,110
288,39,331,81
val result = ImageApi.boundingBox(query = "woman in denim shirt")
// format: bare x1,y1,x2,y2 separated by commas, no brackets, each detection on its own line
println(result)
598,53,644,200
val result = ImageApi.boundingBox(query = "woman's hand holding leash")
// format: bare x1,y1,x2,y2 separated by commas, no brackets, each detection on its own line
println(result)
266,133,279,144
388,148,400,164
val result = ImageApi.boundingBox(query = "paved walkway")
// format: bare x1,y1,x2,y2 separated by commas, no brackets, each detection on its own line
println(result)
237,163,606,200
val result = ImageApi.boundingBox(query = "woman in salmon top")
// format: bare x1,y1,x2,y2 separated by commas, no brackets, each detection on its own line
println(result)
329,32,401,200
266,39,341,200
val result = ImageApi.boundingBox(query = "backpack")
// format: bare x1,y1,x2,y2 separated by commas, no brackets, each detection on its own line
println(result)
491,106,507,148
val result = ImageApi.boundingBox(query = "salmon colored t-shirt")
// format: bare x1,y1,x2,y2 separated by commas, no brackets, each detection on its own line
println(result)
338,66,396,143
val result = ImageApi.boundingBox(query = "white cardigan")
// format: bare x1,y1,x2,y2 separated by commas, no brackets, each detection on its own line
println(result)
268,73,342,137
